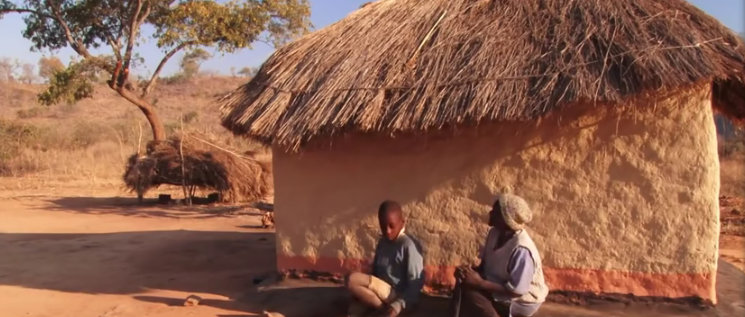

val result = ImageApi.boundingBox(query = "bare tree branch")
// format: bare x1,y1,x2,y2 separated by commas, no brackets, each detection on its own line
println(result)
120,0,145,86
50,5,98,60
141,41,195,97
137,1,151,29
1,5,92,58
95,21,123,60
106,35,123,60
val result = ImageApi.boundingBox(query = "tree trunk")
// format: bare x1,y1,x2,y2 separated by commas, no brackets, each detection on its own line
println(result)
140,104,166,142
114,86,167,141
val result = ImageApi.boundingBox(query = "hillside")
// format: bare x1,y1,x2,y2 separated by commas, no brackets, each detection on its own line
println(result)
0,76,263,188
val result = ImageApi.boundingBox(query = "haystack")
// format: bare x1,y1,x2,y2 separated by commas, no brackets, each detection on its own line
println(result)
123,136,272,204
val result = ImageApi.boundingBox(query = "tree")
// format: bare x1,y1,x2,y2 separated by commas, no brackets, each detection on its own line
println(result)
0,57,21,82
1,0,311,141
237,66,258,78
38,56,65,81
19,63,36,84
179,47,211,79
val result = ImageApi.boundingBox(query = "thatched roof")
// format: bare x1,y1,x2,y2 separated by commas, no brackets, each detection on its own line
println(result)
219,0,745,150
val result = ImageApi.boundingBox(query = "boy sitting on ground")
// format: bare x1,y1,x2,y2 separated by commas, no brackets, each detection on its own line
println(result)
344,200,425,317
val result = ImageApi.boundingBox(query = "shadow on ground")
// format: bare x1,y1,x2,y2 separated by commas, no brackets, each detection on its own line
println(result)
0,230,275,297
134,260,745,317
36,196,263,219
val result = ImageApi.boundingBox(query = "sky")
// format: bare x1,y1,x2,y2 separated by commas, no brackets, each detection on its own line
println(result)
0,0,743,78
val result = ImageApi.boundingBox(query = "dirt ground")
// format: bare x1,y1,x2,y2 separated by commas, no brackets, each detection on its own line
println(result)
0,189,272,317
0,189,743,317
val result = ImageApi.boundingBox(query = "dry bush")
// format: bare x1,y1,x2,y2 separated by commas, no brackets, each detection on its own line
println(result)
0,119,137,177
719,135,745,159
0,82,40,109
720,194,745,236
16,106,47,119
0,117,266,181
719,132,744,236
719,127,745,201
720,155,745,198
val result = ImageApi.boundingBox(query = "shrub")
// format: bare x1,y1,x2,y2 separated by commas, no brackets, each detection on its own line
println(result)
183,111,199,124
720,138,745,158
0,120,45,175
68,123,103,149
16,106,47,119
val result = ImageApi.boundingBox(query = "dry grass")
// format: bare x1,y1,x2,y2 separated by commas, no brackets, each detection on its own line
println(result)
720,153,745,236
721,156,745,198
0,76,267,195
219,0,745,150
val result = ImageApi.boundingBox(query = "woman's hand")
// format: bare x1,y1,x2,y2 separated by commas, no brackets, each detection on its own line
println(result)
461,267,484,287
454,264,472,280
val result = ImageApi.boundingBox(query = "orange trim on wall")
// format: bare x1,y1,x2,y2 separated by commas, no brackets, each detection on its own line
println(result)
277,255,716,303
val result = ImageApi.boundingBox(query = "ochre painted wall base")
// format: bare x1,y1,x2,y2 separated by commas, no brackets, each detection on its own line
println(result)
278,255,716,304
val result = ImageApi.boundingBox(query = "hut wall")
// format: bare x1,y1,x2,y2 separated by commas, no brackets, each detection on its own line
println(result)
271,84,720,302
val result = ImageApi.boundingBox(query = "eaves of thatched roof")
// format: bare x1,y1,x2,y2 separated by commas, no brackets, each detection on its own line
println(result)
219,0,745,150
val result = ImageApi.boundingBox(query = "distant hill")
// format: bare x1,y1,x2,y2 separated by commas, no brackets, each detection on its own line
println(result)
0,76,247,128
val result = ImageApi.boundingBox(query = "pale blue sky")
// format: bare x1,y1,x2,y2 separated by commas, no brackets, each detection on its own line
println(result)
0,0,742,77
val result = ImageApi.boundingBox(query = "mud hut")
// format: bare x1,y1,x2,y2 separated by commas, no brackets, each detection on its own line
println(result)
219,0,745,304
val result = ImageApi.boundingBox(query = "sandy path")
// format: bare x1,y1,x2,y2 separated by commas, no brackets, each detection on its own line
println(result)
720,234,745,271
0,192,271,317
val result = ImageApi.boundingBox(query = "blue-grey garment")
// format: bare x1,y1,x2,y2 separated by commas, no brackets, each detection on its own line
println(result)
371,234,425,311
506,247,535,295
493,246,542,316
508,301,542,317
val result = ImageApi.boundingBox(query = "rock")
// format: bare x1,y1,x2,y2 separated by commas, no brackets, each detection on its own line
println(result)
158,194,172,205
207,192,221,203
262,211,275,228
731,209,742,216
183,295,202,307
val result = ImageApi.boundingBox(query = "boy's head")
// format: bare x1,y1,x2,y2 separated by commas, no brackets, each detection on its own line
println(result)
378,200,405,241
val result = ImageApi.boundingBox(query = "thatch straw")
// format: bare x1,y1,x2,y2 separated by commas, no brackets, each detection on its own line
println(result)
218,0,745,151
123,136,272,203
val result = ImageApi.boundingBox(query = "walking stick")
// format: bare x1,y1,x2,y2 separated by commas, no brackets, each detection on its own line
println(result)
453,278,462,317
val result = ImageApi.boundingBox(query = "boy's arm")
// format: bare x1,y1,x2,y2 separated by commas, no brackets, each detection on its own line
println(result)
389,242,424,313
371,242,380,277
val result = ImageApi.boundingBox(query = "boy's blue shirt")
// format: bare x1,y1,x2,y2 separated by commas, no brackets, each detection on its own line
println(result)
371,232,425,312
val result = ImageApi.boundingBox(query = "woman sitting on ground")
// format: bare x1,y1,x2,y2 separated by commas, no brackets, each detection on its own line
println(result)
449,193,549,317
344,200,425,317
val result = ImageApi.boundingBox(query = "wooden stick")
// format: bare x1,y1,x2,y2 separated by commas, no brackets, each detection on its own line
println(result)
187,133,251,159
179,115,191,206
407,10,448,66
137,120,143,155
